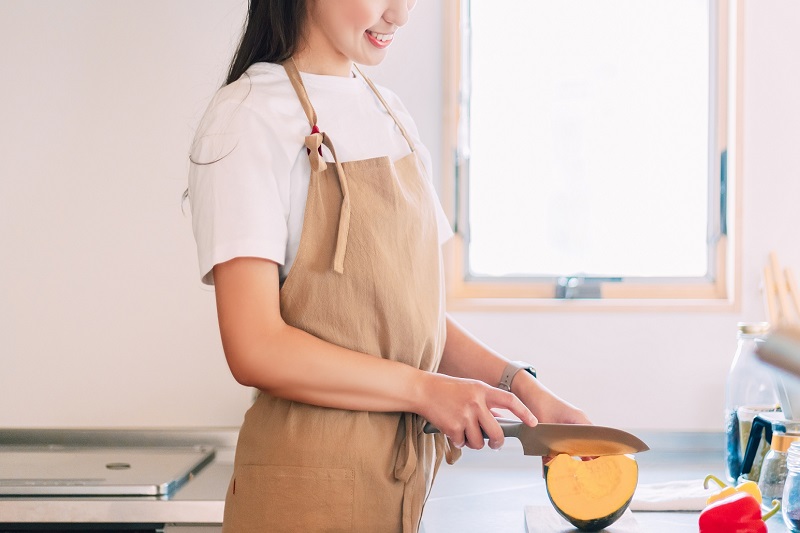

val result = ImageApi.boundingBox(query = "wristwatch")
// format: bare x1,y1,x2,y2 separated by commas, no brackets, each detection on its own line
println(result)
498,360,537,392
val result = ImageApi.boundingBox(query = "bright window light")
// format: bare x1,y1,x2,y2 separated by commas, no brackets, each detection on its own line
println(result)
467,0,712,279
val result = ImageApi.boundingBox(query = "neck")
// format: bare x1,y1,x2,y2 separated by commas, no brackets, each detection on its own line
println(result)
294,37,353,77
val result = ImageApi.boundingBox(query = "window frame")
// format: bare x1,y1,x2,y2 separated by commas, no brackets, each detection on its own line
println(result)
441,0,743,311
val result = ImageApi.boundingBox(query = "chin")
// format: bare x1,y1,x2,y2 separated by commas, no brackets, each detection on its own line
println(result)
352,49,389,67
357,57,386,67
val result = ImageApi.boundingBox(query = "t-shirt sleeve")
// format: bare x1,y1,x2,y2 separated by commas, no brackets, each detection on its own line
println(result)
188,92,292,286
379,88,455,246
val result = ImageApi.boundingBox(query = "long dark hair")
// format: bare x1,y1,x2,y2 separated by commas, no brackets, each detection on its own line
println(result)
184,0,307,209
225,0,308,85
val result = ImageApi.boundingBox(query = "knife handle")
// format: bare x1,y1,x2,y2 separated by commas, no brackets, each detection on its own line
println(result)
422,419,522,438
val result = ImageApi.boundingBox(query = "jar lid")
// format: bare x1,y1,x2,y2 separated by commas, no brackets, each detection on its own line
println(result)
738,322,770,336
787,441,800,471
772,434,800,452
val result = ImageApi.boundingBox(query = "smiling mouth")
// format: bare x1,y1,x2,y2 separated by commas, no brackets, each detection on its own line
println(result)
365,30,394,48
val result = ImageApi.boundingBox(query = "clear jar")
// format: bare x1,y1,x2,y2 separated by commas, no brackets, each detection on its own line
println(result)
761,434,800,501
725,322,777,482
782,441,800,531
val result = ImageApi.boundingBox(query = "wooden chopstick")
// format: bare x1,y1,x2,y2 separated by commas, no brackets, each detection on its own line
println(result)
764,263,780,325
786,268,800,325
771,252,794,326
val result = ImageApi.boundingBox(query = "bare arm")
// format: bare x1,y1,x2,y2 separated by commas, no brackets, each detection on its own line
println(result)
212,257,536,448
215,256,424,412
438,316,509,388
439,316,590,425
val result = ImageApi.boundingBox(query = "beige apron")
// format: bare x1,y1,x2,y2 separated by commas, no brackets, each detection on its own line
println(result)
221,60,459,533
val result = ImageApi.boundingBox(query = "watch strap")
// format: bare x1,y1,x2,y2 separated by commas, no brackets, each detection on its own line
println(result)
498,360,537,392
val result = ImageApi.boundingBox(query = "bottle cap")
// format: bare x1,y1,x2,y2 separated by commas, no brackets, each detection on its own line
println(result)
787,441,800,471
738,322,770,336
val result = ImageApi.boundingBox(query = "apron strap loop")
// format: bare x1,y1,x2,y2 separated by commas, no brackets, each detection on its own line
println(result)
304,130,327,172
321,133,351,274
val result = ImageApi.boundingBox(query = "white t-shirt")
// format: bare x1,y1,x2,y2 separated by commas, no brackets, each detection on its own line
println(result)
188,62,452,286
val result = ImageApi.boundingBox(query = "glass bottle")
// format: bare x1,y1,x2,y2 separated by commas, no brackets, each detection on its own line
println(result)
758,423,800,501
725,322,778,482
782,441,800,531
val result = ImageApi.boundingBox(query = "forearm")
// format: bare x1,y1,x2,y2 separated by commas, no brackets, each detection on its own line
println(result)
214,258,430,414
227,322,427,414
439,317,583,422
438,315,510,388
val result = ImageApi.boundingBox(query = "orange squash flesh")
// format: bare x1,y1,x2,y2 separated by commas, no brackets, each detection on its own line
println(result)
545,454,638,532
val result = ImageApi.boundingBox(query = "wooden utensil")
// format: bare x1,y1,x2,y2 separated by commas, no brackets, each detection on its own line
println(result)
763,253,799,326
786,267,800,323
772,252,796,325
764,264,780,325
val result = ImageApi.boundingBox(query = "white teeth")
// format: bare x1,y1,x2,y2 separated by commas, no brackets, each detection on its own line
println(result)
368,30,393,42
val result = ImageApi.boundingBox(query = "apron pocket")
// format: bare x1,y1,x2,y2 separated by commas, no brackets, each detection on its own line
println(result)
224,464,355,533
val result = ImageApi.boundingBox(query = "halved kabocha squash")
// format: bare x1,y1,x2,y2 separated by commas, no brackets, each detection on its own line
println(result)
544,454,638,531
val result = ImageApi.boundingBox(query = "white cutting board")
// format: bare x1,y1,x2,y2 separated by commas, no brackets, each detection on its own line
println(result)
525,506,640,533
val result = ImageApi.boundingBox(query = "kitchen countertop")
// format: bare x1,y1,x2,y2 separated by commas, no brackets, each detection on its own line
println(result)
424,431,790,532
0,428,792,532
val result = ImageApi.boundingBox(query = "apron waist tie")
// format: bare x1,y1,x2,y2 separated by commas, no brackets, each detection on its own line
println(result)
395,412,419,532
394,412,418,484
304,131,351,274
394,413,462,532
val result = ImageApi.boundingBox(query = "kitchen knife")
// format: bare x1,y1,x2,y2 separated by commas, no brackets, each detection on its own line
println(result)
423,419,649,456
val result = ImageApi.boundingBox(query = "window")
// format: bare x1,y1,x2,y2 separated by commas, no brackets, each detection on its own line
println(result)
443,0,742,308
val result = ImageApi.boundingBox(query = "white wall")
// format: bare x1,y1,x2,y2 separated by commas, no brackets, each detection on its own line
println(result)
1,1,798,430
1,1,249,427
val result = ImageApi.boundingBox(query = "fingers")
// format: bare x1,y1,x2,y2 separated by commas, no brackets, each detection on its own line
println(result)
487,387,538,427
425,377,538,451
451,415,501,450
448,432,466,449
477,409,504,449
464,419,486,450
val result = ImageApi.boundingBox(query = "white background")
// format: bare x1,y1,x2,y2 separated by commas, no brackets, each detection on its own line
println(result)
1,1,798,431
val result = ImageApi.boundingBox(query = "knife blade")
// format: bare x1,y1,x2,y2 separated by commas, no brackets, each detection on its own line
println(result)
422,419,649,456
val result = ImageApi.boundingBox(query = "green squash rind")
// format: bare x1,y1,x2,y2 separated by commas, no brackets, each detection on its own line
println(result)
546,491,634,532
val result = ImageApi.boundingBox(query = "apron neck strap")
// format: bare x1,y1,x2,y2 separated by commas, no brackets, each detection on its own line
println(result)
282,58,352,275
282,58,417,154
352,64,416,153
282,58,319,129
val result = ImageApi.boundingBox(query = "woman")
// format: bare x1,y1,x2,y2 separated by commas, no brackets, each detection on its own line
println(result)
187,0,589,531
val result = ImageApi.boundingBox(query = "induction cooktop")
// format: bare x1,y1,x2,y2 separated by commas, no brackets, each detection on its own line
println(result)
0,445,215,497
